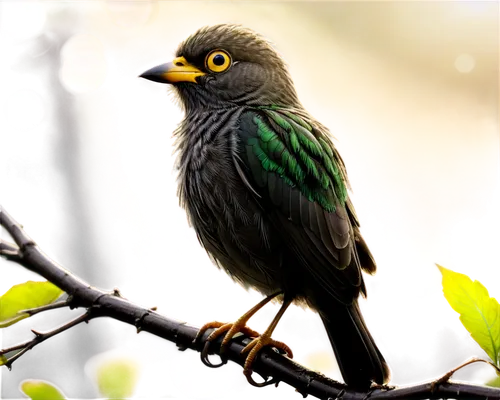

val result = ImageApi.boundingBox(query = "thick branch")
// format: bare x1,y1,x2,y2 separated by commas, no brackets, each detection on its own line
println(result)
1,205,499,399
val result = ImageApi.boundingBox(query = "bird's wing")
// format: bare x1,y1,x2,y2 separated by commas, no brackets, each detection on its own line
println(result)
233,108,375,304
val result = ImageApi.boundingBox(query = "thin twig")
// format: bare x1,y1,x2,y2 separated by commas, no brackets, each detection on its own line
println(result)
0,338,38,364
0,311,89,364
3,351,26,369
18,297,72,317
0,240,21,262
30,311,89,337
0,338,35,354
0,240,18,253
431,357,500,392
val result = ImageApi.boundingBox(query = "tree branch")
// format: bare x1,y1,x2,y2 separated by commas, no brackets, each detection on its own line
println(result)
1,205,499,399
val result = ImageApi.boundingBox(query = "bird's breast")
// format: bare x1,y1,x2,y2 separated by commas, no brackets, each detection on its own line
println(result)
177,107,251,217
176,112,286,294
180,145,252,230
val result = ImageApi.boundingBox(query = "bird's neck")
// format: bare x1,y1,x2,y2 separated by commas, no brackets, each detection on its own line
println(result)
176,86,303,115
175,85,235,115
179,107,244,151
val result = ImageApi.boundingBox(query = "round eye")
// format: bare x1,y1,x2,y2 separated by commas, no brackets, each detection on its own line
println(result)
205,50,232,73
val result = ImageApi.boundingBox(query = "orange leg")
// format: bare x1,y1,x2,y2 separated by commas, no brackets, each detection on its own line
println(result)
195,291,293,376
195,292,281,355
241,298,293,386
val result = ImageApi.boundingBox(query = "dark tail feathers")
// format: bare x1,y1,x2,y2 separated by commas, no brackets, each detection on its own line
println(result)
319,300,390,389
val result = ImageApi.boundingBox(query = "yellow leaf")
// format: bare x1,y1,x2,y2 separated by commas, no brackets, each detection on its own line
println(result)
0,313,29,328
91,349,145,400
20,380,66,400
438,265,500,366
0,281,63,327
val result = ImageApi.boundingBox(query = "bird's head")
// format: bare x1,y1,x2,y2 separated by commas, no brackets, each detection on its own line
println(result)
140,24,300,112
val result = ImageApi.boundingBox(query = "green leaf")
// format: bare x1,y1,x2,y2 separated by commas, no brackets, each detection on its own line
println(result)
91,349,145,399
438,265,500,366
0,281,63,328
20,380,66,400
486,375,500,387
0,355,8,366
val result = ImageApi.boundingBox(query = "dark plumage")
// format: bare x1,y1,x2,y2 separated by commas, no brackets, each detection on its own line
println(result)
141,24,390,389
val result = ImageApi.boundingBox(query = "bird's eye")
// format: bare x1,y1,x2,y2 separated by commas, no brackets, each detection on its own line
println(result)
205,50,232,73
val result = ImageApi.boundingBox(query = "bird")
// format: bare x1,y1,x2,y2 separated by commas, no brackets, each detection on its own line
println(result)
140,24,390,390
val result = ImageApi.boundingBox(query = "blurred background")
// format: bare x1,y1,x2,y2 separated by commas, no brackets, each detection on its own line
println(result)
0,0,500,396
2,0,499,301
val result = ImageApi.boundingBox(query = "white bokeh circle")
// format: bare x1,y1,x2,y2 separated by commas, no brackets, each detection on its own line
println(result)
59,34,107,94
454,53,476,73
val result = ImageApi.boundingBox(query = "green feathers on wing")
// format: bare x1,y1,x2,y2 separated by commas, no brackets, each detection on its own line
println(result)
249,107,347,212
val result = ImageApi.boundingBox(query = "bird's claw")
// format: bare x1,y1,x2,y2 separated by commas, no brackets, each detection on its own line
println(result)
195,320,261,368
201,340,227,368
195,321,227,368
241,334,293,386
194,296,292,386
194,321,295,387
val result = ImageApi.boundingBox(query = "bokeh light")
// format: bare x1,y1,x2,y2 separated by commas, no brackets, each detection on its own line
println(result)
59,34,107,93
455,53,476,73
5,89,46,131
170,350,241,399
0,1,46,41
305,350,336,372
105,0,153,31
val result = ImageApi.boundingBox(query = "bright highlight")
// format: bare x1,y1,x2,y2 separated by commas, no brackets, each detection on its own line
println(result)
454,53,476,74
59,35,107,94
0,2,46,41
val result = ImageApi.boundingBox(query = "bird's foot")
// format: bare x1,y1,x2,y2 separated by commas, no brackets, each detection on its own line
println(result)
195,320,261,368
241,333,293,387
193,292,288,385
194,293,279,368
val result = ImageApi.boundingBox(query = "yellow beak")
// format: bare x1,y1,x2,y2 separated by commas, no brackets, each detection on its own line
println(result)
139,56,205,84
